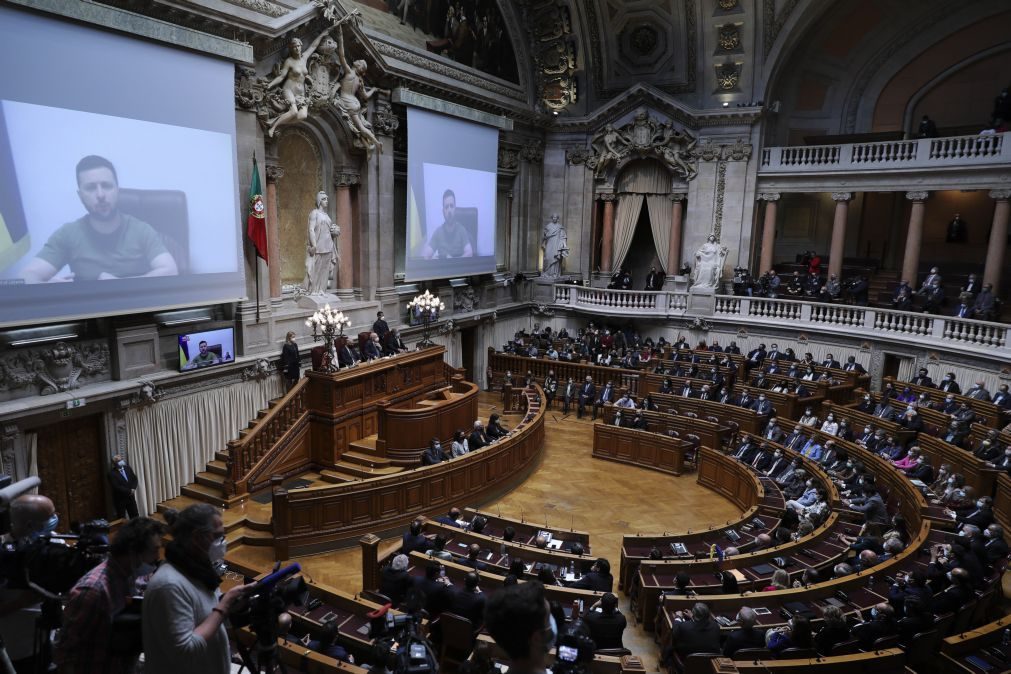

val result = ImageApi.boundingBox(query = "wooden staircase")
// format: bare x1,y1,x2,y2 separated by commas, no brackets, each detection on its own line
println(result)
321,435,404,483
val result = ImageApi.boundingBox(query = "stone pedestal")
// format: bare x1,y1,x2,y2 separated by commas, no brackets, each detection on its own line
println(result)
686,288,716,316
532,277,563,303
297,293,341,311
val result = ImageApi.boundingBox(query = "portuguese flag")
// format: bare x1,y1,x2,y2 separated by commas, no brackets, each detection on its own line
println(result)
246,156,268,262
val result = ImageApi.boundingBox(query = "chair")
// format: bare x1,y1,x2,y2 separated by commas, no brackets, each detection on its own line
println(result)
683,653,721,674
436,612,475,670
595,648,632,657
118,187,190,273
901,630,937,670
683,434,701,471
950,599,977,636
870,635,899,650
683,411,698,419
970,587,995,626
733,647,773,660
778,647,817,659
828,639,860,655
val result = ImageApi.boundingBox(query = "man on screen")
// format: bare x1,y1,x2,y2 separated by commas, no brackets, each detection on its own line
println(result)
183,341,220,370
21,155,178,283
422,189,474,259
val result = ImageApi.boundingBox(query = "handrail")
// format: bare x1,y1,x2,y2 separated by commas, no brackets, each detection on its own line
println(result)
226,376,309,495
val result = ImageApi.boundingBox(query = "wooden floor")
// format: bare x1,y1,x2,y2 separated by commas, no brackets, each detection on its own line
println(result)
228,392,742,669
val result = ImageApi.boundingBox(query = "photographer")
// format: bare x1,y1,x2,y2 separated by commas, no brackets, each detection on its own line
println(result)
485,581,554,674
142,504,253,674
54,516,166,673
0,494,60,671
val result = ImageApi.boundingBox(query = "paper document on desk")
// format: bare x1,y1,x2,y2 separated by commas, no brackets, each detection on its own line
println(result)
547,539,563,550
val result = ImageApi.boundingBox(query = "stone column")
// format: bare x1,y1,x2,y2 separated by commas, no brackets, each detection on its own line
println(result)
757,193,780,273
828,192,852,279
600,193,616,273
983,189,1011,289
669,193,686,274
901,191,929,286
264,162,284,300
335,172,360,293
372,100,399,294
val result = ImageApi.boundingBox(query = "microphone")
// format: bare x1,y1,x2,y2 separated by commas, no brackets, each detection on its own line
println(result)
0,477,42,508
255,562,302,592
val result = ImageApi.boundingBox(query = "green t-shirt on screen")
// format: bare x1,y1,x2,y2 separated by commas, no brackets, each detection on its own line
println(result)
36,213,169,281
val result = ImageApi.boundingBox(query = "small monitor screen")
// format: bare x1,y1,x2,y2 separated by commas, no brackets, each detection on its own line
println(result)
179,327,235,372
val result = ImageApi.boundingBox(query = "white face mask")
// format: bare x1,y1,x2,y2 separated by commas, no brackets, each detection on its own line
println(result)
208,535,227,564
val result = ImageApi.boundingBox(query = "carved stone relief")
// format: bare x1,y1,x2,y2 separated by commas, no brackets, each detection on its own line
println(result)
584,110,699,182
523,1,578,113
454,286,480,313
0,341,110,401
715,61,742,90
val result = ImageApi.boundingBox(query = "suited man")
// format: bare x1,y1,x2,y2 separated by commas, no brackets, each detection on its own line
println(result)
991,384,1010,409
379,554,413,607
679,381,695,398
851,602,898,651
856,424,876,447
401,519,429,554
567,558,613,592
821,354,841,369
469,421,490,450
644,266,665,291
413,563,451,616
962,274,981,298
783,425,806,450
767,343,783,362
723,607,766,658
593,381,615,420
447,572,486,629
362,332,383,360
736,390,754,409
873,400,895,422
583,593,627,650
764,450,789,478
956,497,994,529
577,376,596,419
940,395,959,414
763,421,784,444
938,373,961,394
751,394,773,415
911,368,934,387
942,421,969,447
953,301,973,318
906,458,934,483
746,343,767,370
732,438,758,463
384,328,409,355
964,381,991,401
336,338,359,367
750,446,774,472
372,311,390,342
932,567,973,614
972,284,996,320
562,377,578,414
846,486,888,524
982,524,1010,566
667,603,722,662
843,356,866,373
107,454,139,519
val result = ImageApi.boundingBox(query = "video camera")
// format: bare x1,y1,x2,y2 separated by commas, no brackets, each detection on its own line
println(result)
552,625,596,674
229,563,310,673
370,602,438,674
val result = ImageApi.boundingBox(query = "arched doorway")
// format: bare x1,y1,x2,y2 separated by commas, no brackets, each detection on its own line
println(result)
610,159,682,282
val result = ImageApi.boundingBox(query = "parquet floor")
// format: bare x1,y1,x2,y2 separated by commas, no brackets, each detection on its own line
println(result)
229,392,742,669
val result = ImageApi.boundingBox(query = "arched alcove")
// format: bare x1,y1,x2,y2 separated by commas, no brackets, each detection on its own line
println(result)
276,129,323,287
611,159,677,278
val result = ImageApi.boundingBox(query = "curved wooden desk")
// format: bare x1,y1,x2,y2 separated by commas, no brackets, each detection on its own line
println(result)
270,385,546,559
376,378,480,465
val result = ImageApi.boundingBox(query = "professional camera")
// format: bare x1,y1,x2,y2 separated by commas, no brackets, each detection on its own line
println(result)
551,624,596,674
731,267,753,296
371,605,438,674
230,563,310,673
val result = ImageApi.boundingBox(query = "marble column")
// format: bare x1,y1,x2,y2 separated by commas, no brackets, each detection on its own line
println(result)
669,193,686,274
901,191,929,286
335,172,359,292
828,192,852,279
757,193,780,273
264,162,284,300
983,189,1011,289
600,193,616,273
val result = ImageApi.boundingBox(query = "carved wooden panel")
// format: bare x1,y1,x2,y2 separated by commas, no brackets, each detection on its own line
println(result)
35,414,105,531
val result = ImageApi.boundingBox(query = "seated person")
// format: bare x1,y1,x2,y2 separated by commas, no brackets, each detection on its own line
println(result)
723,607,766,658
566,558,613,592
421,437,448,465
379,554,412,607
766,614,813,656
814,605,850,655
664,602,722,666
582,592,627,650
289,619,351,662
486,413,509,439
851,602,897,651
425,534,454,561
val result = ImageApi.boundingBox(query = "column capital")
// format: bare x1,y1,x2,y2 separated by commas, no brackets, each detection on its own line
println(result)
905,191,929,202
598,193,617,203
988,189,1011,201
831,192,853,202
669,192,687,202
757,192,780,202
335,172,361,188
265,163,284,182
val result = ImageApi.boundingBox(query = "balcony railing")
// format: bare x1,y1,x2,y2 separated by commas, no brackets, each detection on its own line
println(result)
554,286,1009,359
759,133,1008,174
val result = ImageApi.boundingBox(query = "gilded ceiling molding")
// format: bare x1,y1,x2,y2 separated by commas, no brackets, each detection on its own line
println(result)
521,0,578,113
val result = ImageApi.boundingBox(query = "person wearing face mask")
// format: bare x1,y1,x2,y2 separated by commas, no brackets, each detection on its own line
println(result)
956,496,994,529
751,393,773,415
995,446,1011,474
851,602,896,651
54,516,166,673
421,437,447,465
107,453,140,520
723,607,766,657
938,372,961,394
856,394,875,414
982,524,1009,566
485,581,555,674
798,407,819,427
142,504,254,674
785,477,819,512
819,413,839,436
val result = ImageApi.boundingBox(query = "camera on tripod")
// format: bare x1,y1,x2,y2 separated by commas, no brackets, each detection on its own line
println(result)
229,563,311,673
370,604,438,674
552,625,596,674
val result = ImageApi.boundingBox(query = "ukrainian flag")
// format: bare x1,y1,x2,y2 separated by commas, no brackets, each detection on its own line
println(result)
0,102,29,274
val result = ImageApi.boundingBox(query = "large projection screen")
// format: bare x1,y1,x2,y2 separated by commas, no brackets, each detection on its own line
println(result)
0,6,243,327
404,107,498,281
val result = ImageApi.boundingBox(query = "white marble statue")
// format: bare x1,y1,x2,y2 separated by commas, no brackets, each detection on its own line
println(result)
265,28,333,138
690,234,729,291
333,26,386,157
541,213,569,278
304,191,339,295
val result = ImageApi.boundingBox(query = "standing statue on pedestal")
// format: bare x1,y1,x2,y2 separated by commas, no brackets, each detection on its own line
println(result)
541,213,569,278
334,26,387,157
690,234,729,291
265,28,333,138
304,192,339,295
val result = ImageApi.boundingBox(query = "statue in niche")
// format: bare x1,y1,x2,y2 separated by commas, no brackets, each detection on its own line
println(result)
541,213,569,278
454,285,479,312
690,234,729,291
304,191,339,295
265,27,333,138
589,124,631,178
333,26,388,158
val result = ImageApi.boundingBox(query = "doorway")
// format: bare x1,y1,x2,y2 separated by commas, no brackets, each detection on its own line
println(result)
461,326,476,382
35,414,107,531
881,353,904,388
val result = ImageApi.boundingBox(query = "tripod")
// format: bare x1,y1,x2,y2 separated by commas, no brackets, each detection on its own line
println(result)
236,632,288,674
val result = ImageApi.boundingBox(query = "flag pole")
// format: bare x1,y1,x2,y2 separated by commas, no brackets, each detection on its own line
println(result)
255,256,261,323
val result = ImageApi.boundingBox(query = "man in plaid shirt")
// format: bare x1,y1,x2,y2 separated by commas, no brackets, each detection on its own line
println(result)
54,517,165,673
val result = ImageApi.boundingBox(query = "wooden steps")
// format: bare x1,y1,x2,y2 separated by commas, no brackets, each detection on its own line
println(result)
321,469,360,483
207,460,228,476
332,460,403,479
195,471,226,489
347,435,379,455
